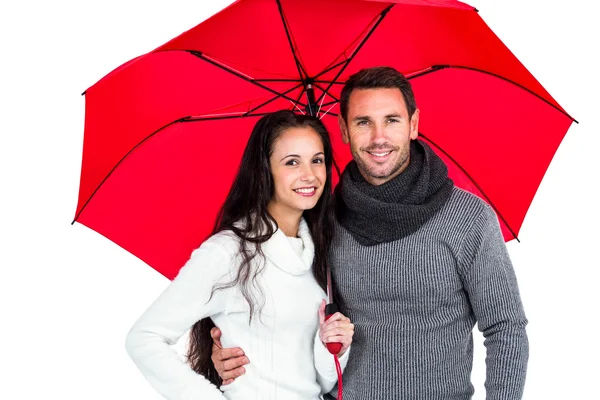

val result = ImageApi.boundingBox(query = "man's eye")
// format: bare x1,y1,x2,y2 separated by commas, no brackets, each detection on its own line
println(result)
388,118,400,123
356,120,369,126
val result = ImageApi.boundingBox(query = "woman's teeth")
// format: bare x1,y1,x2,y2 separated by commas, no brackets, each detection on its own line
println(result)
294,187,315,194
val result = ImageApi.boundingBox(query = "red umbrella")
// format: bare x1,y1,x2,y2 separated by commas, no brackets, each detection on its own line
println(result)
73,0,576,280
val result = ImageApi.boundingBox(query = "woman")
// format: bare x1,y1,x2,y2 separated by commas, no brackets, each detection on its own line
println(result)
125,110,354,399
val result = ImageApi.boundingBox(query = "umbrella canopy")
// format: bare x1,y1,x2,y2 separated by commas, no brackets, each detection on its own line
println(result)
73,0,576,280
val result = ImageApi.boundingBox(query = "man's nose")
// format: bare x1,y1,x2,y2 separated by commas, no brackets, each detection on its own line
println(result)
371,123,386,142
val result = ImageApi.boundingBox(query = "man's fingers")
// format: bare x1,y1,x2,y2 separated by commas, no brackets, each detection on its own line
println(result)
211,351,249,380
210,327,221,339
223,356,249,372
211,347,244,370
220,366,246,381
211,327,222,349
207,328,249,383
219,347,245,360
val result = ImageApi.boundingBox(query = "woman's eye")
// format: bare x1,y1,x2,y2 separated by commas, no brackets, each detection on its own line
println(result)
313,158,324,164
285,159,298,166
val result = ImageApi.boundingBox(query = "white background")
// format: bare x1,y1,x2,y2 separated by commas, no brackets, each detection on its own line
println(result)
1,0,598,399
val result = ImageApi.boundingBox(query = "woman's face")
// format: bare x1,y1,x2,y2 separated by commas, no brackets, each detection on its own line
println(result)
268,126,327,218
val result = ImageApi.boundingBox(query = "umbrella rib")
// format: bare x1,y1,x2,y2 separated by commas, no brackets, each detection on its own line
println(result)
243,82,304,115
313,60,349,81
418,132,520,242
313,82,340,102
275,0,309,82
183,113,270,122
314,80,344,85
254,79,303,82
188,51,307,108
291,86,307,113
321,99,338,108
315,4,394,106
71,113,266,224
410,65,578,123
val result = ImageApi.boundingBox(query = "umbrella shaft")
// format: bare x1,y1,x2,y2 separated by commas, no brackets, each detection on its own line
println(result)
306,84,318,116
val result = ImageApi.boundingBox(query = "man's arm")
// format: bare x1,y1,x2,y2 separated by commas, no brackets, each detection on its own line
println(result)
459,204,529,400
209,327,249,385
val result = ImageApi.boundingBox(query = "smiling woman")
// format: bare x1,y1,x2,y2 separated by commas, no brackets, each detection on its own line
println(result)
123,110,355,400
268,126,328,237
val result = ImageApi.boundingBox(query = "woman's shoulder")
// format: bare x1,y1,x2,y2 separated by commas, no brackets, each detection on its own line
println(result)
198,229,241,257
194,216,277,258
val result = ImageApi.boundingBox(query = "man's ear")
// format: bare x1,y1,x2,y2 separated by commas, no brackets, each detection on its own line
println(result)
410,108,420,140
338,114,350,144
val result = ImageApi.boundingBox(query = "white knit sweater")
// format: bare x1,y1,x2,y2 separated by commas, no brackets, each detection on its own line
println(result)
125,218,349,399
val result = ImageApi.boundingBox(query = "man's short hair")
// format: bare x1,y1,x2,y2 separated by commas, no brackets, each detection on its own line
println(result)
339,66,417,121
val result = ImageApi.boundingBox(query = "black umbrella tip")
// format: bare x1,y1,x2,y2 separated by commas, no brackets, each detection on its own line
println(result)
474,8,479,13
381,5,393,15
81,90,87,96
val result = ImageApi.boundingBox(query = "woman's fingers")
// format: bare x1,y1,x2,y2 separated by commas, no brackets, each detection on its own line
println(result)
318,299,326,325
320,312,354,345
323,311,346,323
321,323,354,336
321,319,354,335
322,334,353,345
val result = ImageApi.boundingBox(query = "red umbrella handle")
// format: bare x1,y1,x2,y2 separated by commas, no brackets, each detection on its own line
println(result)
325,303,344,400
325,303,343,354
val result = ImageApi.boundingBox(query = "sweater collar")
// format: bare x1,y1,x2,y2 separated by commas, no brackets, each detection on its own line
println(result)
262,217,314,276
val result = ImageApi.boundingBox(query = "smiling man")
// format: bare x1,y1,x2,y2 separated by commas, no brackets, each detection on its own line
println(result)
211,67,529,400
339,84,418,186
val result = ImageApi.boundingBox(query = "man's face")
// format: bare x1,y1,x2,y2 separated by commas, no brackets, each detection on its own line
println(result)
339,88,419,186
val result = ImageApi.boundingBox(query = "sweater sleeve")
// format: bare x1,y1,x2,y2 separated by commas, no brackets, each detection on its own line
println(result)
458,204,529,400
313,328,351,394
124,238,234,400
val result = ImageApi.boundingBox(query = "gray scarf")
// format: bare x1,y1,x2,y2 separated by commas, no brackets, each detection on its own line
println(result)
335,139,454,245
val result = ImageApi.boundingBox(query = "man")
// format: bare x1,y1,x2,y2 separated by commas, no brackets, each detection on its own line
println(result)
210,66,529,399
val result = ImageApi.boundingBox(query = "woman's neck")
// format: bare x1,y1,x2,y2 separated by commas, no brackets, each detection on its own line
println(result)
267,203,302,237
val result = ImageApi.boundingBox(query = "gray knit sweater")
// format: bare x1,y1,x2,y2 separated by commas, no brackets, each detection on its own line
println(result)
325,188,529,400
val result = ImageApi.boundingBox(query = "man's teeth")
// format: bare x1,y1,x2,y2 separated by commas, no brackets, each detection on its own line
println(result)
371,151,391,157
295,187,315,193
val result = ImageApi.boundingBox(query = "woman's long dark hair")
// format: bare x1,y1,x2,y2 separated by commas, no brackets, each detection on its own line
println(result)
186,110,335,386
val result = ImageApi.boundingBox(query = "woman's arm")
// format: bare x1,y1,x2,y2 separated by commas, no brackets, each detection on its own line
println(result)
125,239,233,400
313,300,354,394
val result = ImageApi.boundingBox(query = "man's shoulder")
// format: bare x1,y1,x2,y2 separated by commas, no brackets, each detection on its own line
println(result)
445,187,492,217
